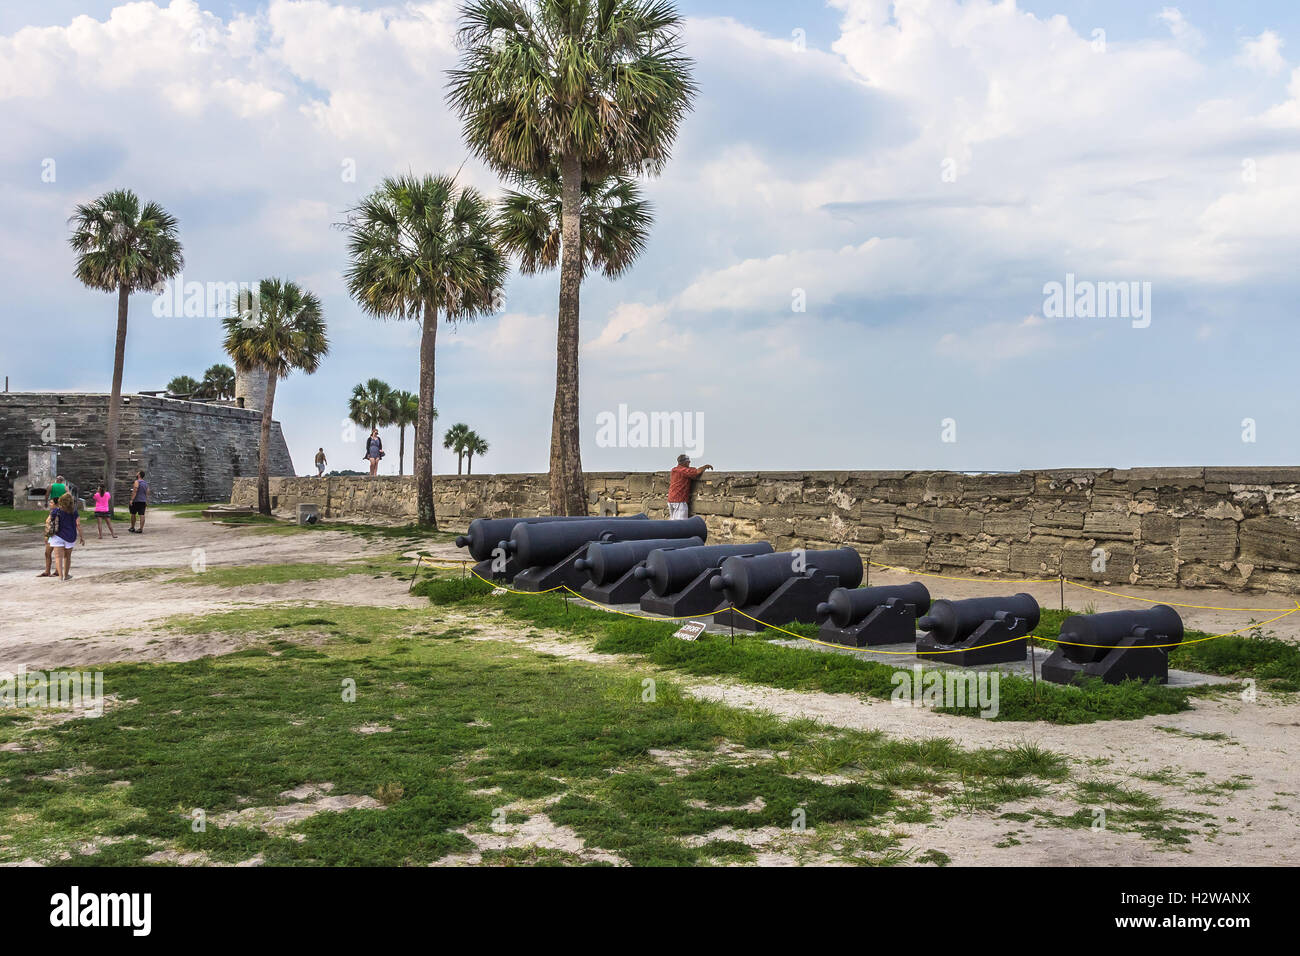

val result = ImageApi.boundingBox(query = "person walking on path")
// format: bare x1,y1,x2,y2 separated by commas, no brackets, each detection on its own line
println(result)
47,493,84,581
128,470,149,534
667,454,713,519
364,429,384,477
315,447,328,478
92,483,117,539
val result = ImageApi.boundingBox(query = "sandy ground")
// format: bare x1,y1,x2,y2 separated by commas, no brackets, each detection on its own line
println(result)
0,511,458,670
2,512,1296,866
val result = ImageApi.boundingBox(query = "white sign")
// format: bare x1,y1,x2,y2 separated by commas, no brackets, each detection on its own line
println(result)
673,620,706,642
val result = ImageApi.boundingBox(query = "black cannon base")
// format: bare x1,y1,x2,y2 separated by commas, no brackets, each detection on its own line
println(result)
1041,637,1169,685
820,601,920,648
512,545,589,593
916,618,1029,666
639,568,727,618
580,568,650,606
714,571,841,633
471,557,522,585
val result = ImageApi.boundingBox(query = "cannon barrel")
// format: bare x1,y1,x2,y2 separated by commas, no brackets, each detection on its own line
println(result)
574,537,704,586
634,543,776,596
917,593,1040,645
815,582,931,627
710,548,864,608
509,516,708,570
1059,605,1182,664
454,514,646,562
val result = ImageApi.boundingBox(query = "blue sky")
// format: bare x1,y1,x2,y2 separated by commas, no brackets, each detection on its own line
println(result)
1,0,1298,476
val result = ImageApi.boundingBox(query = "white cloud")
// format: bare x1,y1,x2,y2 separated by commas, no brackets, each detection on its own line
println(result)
1237,30,1286,76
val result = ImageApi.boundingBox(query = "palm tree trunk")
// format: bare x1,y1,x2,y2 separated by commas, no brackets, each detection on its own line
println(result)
467,451,473,475
102,283,130,512
458,451,463,476
549,152,587,516
399,424,406,477
415,303,438,528
257,371,278,516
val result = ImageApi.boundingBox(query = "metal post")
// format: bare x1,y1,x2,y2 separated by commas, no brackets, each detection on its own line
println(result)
408,554,423,593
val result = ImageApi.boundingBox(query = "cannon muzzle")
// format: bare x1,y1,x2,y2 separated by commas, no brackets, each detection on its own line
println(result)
455,513,648,561
1059,605,1182,664
816,582,931,628
579,537,705,586
510,516,708,570
918,593,1040,645
639,543,776,596
713,548,864,608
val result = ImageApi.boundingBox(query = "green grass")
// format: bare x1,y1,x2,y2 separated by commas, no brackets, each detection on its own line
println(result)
411,576,1198,724
0,602,1106,867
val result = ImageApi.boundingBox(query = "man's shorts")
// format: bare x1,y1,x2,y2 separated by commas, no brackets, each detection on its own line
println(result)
668,501,689,520
129,501,147,516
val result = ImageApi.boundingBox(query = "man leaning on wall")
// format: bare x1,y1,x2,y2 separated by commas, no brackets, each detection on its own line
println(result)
667,454,713,519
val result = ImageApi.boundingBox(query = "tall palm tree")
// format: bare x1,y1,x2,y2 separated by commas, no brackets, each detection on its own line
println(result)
391,390,422,477
223,279,329,515
464,430,489,475
69,188,183,506
448,0,695,516
442,423,471,476
200,363,236,400
166,375,202,397
344,174,506,528
348,378,396,432
496,171,653,281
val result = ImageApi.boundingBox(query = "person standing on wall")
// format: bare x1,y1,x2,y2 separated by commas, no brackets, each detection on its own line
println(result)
128,470,149,534
667,454,713,520
364,428,384,477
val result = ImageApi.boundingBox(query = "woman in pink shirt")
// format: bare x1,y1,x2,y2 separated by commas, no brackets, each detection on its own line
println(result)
92,483,117,539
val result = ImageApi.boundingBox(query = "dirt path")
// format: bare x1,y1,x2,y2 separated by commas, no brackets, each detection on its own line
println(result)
0,511,452,669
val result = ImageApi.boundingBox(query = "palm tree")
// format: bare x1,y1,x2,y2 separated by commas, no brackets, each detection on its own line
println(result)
391,390,422,477
344,174,506,528
223,279,329,515
448,0,695,515
200,363,236,400
166,375,202,397
442,423,471,476
348,378,396,432
496,172,653,280
69,189,183,505
464,430,489,475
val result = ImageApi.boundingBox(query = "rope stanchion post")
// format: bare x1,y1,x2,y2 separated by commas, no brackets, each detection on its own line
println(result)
408,554,423,594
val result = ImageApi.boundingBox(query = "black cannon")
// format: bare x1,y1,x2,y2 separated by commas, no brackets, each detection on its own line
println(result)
574,536,704,605
454,515,646,583
915,593,1039,666
815,582,931,647
710,548,865,632
510,516,709,592
1041,605,1179,685
636,543,776,617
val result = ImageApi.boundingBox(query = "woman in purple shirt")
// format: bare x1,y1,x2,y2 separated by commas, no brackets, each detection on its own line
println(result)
47,493,84,581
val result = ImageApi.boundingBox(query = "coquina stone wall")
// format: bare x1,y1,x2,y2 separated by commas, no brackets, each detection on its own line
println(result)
231,467,1300,593
1,392,293,505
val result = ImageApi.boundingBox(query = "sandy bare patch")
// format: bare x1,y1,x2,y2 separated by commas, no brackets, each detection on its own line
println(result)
435,813,622,866
210,782,384,832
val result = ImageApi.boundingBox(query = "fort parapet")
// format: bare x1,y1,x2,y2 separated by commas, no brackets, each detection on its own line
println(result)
231,468,1300,593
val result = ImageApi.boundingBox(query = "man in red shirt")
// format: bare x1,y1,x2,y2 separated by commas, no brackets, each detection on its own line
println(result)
667,454,713,519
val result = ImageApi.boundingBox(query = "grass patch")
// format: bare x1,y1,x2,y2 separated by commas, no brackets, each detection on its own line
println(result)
412,576,1196,724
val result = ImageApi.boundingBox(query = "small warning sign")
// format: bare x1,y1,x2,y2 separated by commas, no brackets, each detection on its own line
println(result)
673,620,707,642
